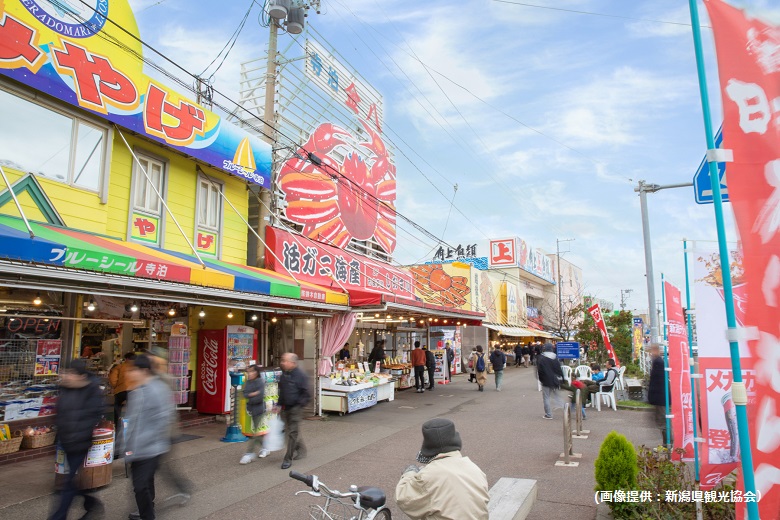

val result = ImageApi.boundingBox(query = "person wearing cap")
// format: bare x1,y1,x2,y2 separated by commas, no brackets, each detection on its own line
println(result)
396,418,489,519
125,354,175,520
49,359,106,520
537,342,564,419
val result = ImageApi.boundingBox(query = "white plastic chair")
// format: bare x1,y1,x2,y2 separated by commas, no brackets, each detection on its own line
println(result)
575,365,592,380
616,365,627,391
595,383,617,411
560,365,572,385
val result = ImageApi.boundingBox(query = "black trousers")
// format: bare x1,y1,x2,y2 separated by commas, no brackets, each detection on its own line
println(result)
131,455,161,520
49,449,99,520
426,366,435,389
114,390,128,431
414,366,426,389
281,406,306,463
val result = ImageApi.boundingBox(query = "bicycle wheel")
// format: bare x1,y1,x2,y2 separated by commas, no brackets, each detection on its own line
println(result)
371,508,392,519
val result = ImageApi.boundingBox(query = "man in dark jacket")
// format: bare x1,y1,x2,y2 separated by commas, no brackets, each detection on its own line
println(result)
50,359,105,520
537,343,564,419
367,340,385,370
278,353,311,469
489,347,506,391
338,343,351,361
647,345,670,446
445,342,455,381
424,346,436,391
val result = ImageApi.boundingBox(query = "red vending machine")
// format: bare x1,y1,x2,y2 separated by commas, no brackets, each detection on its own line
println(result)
197,326,258,414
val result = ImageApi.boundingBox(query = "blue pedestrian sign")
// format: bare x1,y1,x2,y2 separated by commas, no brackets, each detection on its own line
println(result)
556,341,580,360
693,125,729,205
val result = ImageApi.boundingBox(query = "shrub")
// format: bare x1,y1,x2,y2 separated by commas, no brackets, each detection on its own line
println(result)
595,431,638,518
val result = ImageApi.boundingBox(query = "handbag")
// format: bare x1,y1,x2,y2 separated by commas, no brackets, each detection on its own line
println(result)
263,414,285,452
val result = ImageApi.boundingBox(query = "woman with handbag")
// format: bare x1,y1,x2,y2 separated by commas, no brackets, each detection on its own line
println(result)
466,347,477,383
474,346,488,392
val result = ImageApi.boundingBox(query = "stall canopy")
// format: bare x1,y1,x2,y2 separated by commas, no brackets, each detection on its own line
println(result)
0,215,347,308
483,323,559,339
349,289,485,324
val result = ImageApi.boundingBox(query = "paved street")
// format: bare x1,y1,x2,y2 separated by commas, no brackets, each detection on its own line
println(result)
0,367,659,520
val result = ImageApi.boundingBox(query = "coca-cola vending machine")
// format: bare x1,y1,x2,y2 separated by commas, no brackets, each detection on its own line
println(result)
197,326,258,414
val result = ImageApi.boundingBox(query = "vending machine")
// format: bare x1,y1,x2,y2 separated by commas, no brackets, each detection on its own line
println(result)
196,326,258,414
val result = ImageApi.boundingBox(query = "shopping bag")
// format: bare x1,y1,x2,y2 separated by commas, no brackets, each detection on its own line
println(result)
263,414,284,452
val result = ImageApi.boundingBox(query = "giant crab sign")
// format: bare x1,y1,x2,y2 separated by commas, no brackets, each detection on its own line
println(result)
279,119,397,254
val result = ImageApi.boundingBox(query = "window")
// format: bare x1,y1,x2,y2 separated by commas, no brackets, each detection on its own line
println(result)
197,176,221,230
133,155,165,214
0,87,107,192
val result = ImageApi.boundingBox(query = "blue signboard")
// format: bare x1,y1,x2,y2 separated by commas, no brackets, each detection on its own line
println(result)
556,341,580,360
693,125,729,204
347,387,378,413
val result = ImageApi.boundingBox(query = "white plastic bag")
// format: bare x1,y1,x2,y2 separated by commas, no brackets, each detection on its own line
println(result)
263,414,285,452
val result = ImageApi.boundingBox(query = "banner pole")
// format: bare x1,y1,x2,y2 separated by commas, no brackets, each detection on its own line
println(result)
683,240,703,489
661,273,671,449
686,2,759,516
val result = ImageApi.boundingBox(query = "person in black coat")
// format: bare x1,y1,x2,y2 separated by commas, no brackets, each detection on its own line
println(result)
647,345,670,446
278,353,311,469
514,344,523,366
537,344,564,419
424,346,436,391
367,340,385,370
50,359,105,520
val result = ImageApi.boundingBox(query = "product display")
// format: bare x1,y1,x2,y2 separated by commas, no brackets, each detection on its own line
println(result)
168,333,191,405
320,364,395,415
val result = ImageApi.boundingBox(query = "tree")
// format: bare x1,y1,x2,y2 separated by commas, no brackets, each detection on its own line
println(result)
540,287,586,341
575,309,634,365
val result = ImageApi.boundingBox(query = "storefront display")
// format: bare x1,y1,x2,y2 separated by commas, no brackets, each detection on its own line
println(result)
320,366,394,415
197,326,259,414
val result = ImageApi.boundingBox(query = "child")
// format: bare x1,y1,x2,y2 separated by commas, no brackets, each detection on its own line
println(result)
240,365,267,464
571,374,588,420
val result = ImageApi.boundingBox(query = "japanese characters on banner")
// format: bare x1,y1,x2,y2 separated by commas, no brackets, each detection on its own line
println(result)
487,237,554,283
587,304,620,366
265,227,413,299
34,340,61,376
632,317,644,361
506,282,520,326
695,248,756,490
0,0,271,186
664,281,695,462
703,1,780,515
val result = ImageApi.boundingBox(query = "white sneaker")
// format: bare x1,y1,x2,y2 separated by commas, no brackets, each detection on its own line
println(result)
240,453,256,465
258,449,270,458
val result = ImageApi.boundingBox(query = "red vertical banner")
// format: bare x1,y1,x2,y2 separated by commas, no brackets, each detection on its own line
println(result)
587,304,620,366
704,1,780,517
664,281,695,461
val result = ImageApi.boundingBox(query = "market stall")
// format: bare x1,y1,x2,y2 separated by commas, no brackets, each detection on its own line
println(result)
320,365,394,415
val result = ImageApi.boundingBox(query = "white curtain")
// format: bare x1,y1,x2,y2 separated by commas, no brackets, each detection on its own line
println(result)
318,312,358,376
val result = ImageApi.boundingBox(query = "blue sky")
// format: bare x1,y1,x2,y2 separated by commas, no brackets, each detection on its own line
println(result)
126,0,780,313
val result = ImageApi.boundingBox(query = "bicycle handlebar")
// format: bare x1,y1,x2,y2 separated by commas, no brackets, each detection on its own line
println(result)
289,470,315,488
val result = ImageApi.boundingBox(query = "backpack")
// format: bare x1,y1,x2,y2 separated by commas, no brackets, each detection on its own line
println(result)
476,353,485,372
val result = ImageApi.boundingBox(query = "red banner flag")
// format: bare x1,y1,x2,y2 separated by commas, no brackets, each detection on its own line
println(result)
704,0,780,516
587,304,620,366
664,281,695,461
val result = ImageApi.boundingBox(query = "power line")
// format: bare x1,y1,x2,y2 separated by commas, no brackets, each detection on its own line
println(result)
199,0,255,80
491,0,706,28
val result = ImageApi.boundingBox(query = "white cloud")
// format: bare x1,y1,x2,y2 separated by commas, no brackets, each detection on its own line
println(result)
627,5,693,39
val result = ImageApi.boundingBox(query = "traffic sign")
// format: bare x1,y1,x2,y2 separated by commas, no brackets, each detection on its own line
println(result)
693,125,729,204
556,341,580,360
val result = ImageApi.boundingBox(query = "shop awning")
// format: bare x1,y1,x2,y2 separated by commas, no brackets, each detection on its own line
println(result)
348,289,485,323
483,323,560,339
0,215,348,310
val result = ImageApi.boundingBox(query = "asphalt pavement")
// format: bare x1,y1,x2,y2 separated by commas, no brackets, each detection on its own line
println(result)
0,366,660,519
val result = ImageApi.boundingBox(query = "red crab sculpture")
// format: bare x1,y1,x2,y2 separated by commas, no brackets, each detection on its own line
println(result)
279,120,397,254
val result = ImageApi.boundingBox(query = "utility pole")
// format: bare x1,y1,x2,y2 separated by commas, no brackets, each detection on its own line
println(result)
556,238,574,334
620,289,633,310
256,20,278,268
635,180,692,350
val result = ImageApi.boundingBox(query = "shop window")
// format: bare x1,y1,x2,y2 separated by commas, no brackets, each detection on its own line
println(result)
129,153,166,246
195,175,222,257
0,87,107,193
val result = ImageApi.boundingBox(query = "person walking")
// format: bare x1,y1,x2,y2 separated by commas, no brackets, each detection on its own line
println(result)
522,344,531,368
489,347,506,391
278,353,311,470
537,343,564,419
109,351,135,434
474,345,488,392
445,342,455,381
647,345,669,446
240,365,267,464
513,344,523,367
396,418,489,519
411,341,427,393
49,359,105,520
466,347,477,383
125,354,175,520
424,346,436,391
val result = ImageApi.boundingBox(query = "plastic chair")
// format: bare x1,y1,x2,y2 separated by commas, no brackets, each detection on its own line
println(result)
574,365,592,380
616,366,627,391
560,365,572,385
595,384,617,411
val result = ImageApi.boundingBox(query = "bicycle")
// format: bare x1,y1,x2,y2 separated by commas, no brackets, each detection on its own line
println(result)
290,470,392,520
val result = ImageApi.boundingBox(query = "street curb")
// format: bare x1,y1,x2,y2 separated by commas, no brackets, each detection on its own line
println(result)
616,405,652,412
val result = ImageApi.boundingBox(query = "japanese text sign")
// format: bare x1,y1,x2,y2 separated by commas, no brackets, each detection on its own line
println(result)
588,303,620,366
0,0,271,186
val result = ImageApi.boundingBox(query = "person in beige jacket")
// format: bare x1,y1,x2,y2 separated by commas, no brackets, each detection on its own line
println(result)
396,418,489,520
